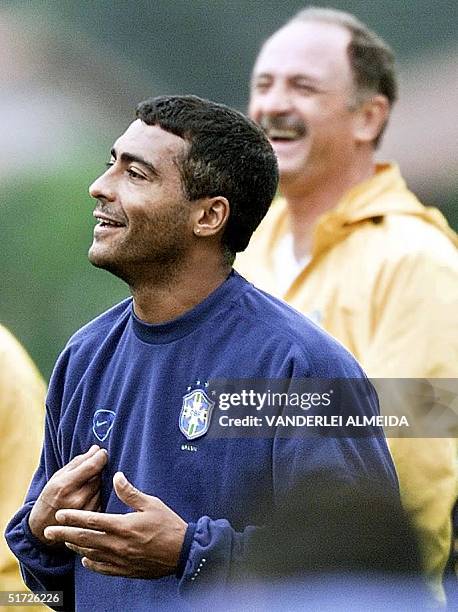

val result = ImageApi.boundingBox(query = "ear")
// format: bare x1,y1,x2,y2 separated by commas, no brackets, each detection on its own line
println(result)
192,196,230,238
353,95,390,145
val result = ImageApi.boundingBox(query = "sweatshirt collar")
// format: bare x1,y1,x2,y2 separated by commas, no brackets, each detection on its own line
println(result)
130,270,248,344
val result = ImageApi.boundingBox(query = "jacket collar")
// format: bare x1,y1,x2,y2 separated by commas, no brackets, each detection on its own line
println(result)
310,163,457,257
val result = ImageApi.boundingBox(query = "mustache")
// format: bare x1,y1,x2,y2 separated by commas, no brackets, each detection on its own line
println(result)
258,115,307,137
93,203,126,224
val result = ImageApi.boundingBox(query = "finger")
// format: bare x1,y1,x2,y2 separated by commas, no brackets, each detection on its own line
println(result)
80,475,102,502
66,446,101,471
66,542,124,565
86,473,101,484
83,488,101,512
44,526,110,550
44,475,101,514
63,449,108,487
54,509,123,534
113,472,149,511
81,557,129,577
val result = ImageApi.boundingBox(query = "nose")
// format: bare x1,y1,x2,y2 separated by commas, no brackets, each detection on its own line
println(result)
89,171,116,202
250,81,294,118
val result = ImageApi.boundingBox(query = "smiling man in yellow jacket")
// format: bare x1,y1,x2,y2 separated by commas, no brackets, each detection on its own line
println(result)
237,7,458,601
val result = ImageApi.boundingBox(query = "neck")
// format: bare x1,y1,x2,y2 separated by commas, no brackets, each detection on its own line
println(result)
130,249,231,324
281,157,375,260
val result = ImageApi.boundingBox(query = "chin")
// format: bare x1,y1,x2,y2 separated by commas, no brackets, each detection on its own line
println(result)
88,245,113,270
278,167,307,188
88,246,136,286
275,153,307,175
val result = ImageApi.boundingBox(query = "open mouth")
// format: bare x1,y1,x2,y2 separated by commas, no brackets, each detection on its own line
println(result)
97,219,125,228
93,213,125,228
266,128,304,143
260,116,307,144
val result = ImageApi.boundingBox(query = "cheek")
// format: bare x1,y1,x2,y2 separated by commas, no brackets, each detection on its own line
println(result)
297,98,329,120
121,190,154,220
248,95,263,122
307,105,353,138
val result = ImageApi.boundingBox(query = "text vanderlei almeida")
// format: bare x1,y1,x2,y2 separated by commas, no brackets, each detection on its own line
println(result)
216,389,409,428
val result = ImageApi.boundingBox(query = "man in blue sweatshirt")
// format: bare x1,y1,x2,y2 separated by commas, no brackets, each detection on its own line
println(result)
6,96,398,611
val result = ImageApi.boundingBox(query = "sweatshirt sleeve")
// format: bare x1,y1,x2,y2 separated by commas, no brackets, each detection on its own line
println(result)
177,518,257,595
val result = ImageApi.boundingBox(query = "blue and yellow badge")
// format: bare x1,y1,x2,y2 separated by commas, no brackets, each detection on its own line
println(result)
179,389,214,440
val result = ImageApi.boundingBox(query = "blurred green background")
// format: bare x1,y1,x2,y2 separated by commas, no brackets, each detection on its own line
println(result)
1,0,457,380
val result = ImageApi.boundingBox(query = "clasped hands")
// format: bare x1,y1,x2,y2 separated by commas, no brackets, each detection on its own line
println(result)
29,445,187,578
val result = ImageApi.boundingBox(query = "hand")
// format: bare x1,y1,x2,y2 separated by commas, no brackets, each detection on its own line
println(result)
29,445,108,544
43,472,187,578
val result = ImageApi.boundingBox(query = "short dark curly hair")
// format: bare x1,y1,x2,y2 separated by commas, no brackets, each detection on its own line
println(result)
136,95,279,261
289,7,398,146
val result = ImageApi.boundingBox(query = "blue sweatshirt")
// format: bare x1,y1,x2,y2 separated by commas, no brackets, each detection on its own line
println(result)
6,272,397,611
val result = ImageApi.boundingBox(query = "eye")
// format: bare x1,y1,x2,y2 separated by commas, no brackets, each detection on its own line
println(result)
127,168,145,180
252,80,271,93
293,81,318,95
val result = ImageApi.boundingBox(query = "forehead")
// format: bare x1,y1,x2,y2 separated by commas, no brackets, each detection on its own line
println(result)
253,21,353,85
113,120,186,166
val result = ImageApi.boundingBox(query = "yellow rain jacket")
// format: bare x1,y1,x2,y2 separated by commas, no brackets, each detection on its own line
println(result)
0,325,46,612
236,163,458,598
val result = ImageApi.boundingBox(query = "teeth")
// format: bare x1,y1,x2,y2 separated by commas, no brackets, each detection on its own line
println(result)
268,129,300,140
97,218,122,227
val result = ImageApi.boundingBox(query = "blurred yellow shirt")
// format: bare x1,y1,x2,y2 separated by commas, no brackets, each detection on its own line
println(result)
0,325,46,612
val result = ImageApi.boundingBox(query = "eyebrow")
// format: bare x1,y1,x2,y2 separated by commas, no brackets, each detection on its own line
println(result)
253,71,319,83
111,148,159,177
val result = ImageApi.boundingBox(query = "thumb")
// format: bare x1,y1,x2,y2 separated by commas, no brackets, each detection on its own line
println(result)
113,472,147,511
